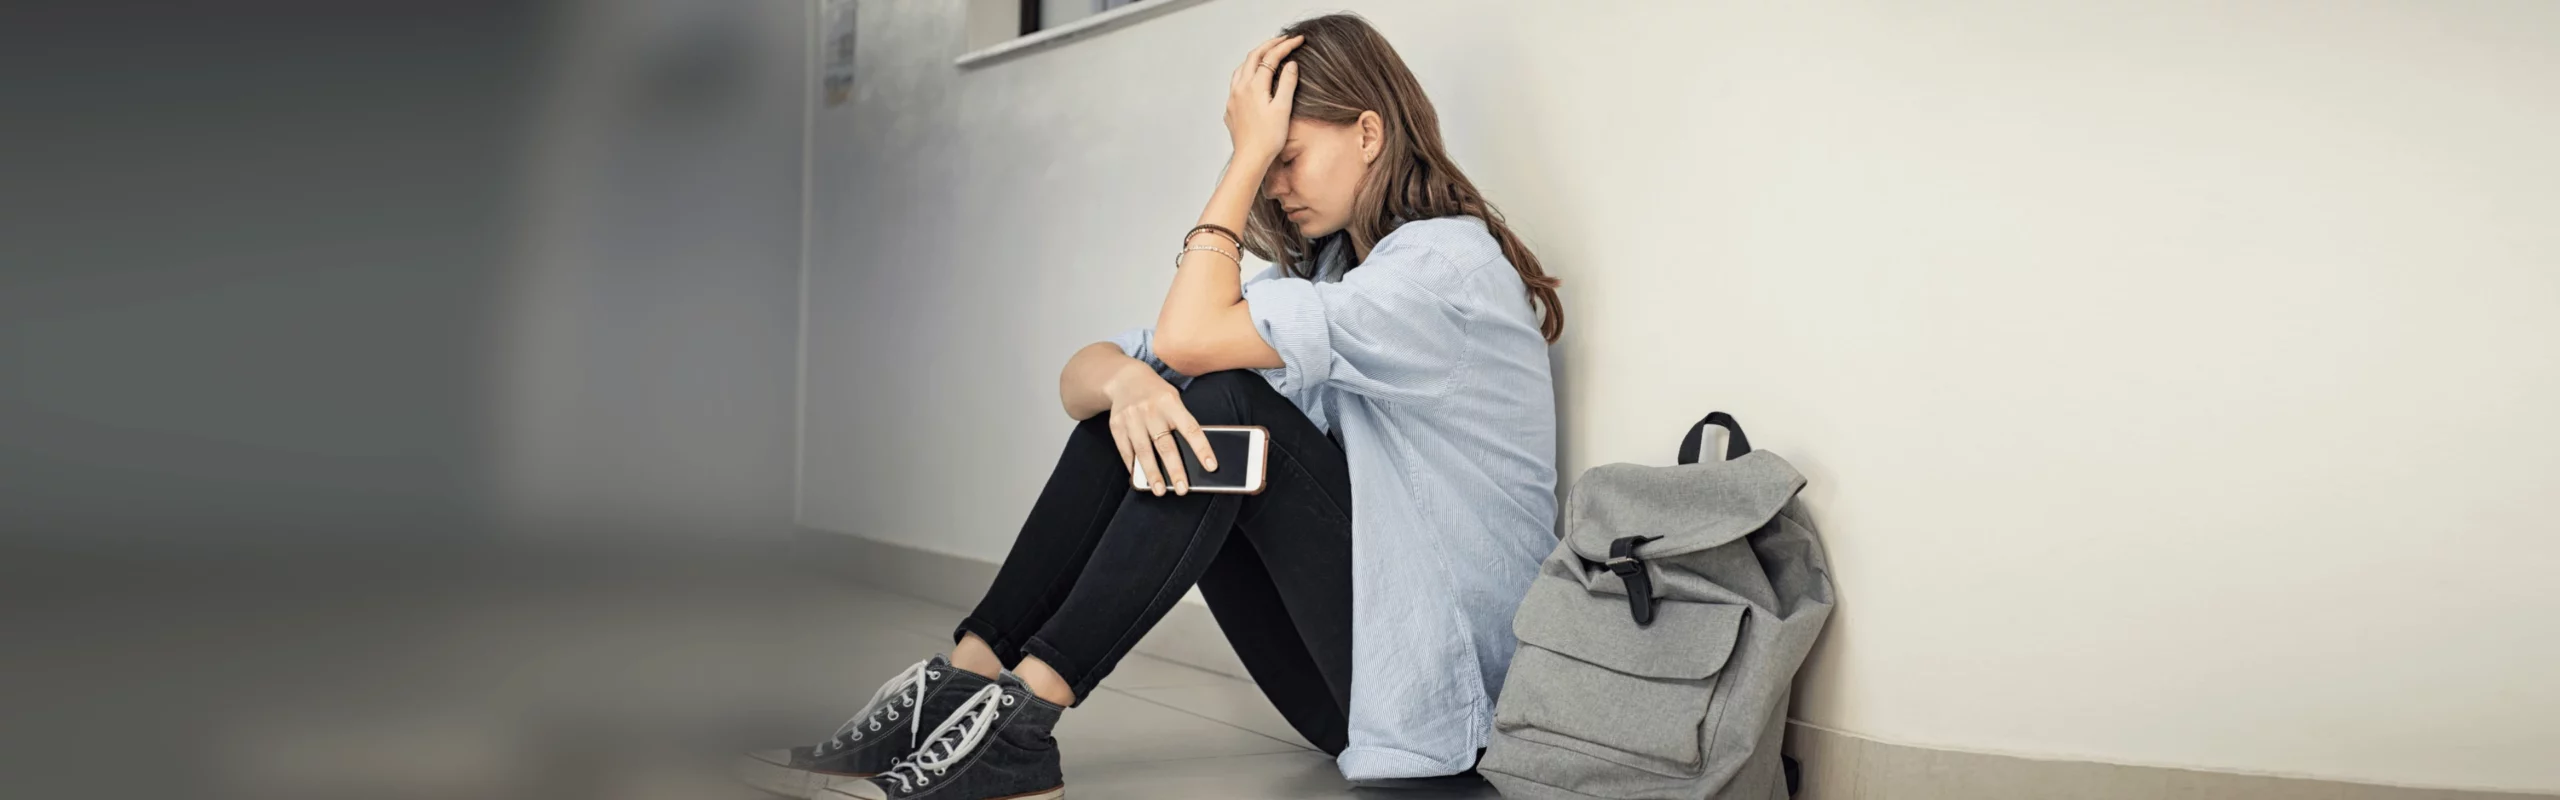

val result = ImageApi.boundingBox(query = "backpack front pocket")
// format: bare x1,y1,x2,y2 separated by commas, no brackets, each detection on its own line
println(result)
1493,574,1748,777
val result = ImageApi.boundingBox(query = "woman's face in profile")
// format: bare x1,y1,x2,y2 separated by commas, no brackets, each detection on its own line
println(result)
1262,115,1375,239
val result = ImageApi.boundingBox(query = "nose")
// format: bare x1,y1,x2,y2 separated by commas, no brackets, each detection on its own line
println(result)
1261,169,1287,200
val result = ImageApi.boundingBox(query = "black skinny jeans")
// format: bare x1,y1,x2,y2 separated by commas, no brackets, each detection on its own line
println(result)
954,369,1356,755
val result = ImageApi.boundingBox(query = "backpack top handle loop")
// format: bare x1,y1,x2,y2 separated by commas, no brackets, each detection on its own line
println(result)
1677,412,1753,465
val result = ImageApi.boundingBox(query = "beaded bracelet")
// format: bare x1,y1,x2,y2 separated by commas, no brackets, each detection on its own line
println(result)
1175,243,1241,269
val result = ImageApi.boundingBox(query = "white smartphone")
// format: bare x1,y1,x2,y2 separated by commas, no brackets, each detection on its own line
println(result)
1131,424,1269,495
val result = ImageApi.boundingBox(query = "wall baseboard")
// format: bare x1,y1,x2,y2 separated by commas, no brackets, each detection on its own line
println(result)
1783,722,2552,799
794,528,2551,799
791,527,1250,681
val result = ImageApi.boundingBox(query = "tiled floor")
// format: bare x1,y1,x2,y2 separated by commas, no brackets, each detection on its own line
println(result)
802,583,1503,800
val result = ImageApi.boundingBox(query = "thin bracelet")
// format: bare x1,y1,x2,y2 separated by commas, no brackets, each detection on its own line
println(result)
1185,224,1244,252
1186,223,1242,246
1175,244,1241,269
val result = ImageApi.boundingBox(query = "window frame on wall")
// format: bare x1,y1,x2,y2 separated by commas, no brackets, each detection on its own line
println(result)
958,0,1210,70
1018,0,1146,37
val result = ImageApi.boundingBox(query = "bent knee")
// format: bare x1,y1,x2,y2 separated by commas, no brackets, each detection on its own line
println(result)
1181,369,1262,395
1179,370,1268,425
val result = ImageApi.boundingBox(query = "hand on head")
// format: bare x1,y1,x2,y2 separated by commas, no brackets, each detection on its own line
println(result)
1225,34,1305,163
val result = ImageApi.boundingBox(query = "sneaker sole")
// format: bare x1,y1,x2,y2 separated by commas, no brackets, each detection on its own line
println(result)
739,752,879,800
821,785,1063,800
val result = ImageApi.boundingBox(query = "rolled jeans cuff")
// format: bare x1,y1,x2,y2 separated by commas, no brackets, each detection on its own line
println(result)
1017,634,1094,708
952,615,1019,664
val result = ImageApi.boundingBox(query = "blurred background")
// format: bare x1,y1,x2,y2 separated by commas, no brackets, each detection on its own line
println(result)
5,2,815,798
5,0,805,550
3,1,2557,798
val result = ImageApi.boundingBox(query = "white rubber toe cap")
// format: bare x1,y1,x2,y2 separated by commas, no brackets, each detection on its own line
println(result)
823,778,889,800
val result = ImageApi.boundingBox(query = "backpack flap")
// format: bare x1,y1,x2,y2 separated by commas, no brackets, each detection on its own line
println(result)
1562,450,1807,566
1513,574,1745,679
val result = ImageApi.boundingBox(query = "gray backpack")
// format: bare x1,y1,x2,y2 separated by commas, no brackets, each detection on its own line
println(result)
1481,413,1835,800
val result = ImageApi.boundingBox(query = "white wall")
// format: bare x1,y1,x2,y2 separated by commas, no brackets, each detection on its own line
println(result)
801,0,2560,792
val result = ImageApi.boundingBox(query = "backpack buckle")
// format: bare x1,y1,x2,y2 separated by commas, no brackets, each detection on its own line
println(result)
1606,535,1662,626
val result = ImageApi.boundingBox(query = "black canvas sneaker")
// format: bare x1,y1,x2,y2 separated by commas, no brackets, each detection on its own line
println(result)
742,655,996,799
822,672,1065,800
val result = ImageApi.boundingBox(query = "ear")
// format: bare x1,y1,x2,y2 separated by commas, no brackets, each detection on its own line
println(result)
1357,110,1384,165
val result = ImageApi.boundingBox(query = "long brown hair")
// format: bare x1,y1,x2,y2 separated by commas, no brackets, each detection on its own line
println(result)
1243,13,1565,343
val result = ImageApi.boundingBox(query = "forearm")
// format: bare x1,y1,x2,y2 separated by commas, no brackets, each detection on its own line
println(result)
1157,157,1266,340
1060,341,1147,420
1155,156,1282,372
1193,153,1265,245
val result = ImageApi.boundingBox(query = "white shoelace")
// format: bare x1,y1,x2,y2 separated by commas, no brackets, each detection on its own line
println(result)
820,658,941,752
876,683,1016,794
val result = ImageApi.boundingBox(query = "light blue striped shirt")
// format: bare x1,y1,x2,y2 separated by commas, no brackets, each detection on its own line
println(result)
1109,216,1559,780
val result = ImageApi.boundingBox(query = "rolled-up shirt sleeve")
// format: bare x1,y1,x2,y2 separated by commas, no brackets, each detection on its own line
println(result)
1105,325,1194,391
1241,248,1473,409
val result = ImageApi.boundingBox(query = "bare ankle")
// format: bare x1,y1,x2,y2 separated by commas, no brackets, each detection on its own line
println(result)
951,633,1006,680
1011,656,1079,707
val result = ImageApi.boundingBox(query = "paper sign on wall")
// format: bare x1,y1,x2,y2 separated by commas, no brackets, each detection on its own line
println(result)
822,0,855,106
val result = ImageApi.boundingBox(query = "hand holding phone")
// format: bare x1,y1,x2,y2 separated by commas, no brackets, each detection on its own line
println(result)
1101,366,1266,496
1131,425,1269,495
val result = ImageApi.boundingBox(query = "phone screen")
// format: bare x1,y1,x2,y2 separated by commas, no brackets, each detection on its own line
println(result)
1147,428,1256,490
